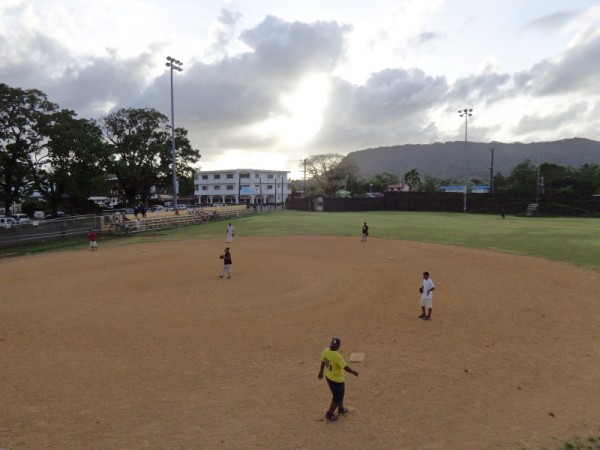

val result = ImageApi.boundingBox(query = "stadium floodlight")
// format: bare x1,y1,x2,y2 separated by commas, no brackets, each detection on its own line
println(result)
166,56,183,210
458,108,473,213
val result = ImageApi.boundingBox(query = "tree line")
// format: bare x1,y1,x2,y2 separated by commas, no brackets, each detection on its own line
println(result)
299,154,600,198
0,83,201,216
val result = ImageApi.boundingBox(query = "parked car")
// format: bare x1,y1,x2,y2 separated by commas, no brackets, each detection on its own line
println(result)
0,217,17,230
44,211,69,220
33,210,45,220
12,213,31,225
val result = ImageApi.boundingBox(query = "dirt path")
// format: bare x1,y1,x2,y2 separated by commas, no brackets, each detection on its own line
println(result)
1,236,599,449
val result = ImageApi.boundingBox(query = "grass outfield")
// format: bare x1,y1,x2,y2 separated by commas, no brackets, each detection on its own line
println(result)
3,210,599,270
122,210,600,270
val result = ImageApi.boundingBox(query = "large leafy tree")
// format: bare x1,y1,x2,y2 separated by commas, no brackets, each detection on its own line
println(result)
368,172,400,193
304,154,360,198
101,107,200,206
495,159,537,195
38,109,112,213
0,83,57,215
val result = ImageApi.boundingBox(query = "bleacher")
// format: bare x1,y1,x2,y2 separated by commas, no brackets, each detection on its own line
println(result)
102,205,254,234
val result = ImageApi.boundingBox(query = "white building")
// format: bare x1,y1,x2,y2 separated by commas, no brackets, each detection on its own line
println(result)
194,169,292,205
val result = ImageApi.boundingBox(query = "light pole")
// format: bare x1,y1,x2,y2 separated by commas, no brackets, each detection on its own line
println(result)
458,108,473,212
489,147,494,194
166,56,183,210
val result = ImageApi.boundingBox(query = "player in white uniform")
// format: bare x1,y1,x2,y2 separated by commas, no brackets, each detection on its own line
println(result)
419,271,436,320
226,223,234,244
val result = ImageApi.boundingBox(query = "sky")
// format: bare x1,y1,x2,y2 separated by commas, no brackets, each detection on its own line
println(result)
1,0,599,178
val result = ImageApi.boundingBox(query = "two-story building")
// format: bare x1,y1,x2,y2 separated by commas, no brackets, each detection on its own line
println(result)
194,169,292,206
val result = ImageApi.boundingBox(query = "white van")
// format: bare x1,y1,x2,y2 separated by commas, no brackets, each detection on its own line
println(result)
0,217,16,229
12,214,30,225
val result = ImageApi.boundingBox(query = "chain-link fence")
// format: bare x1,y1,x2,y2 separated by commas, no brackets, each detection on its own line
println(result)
0,214,102,248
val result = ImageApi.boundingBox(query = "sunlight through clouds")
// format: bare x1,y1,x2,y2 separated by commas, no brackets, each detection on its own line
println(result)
254,74,330,145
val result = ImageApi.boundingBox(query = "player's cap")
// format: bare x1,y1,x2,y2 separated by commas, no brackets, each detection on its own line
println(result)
330,337,341,349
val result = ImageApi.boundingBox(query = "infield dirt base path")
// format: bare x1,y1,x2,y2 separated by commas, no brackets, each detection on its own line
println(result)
1,236,599,449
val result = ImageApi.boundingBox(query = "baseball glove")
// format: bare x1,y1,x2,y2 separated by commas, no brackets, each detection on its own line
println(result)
419,286,424,293
219,255,224,259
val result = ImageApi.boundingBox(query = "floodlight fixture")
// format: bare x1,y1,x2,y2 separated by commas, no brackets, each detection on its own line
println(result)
166,56,183,209
457,108,474,213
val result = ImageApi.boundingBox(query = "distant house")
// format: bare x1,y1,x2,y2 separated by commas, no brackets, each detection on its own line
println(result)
385,183,409,192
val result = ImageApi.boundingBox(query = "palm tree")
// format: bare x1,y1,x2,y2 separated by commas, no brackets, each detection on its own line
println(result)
404,168,421,191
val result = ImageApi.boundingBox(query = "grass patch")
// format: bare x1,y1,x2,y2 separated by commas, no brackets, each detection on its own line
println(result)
543,431,600,449
2,210,599,270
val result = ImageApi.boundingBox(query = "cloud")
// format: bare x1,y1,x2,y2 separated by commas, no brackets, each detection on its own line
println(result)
311,69,450,150
514,32,600,96
136,16,351,151
522,10,581,32
1,3,600,171
514,102,589,136
206,5,244,58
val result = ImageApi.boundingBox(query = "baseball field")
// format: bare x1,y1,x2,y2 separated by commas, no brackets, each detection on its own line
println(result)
1,211,599,449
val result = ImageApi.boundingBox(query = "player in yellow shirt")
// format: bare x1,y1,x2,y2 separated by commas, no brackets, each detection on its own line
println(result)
317,337,359,421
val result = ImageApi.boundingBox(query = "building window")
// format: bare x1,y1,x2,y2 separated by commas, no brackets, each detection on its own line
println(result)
214,186,220,190
240,173,250,179
214,174,221,180
202,175,208,180
202,186,208,191
267,185,273,189
226,185,234,190
226,174,234,179
267,174,274,179
255,174,260,178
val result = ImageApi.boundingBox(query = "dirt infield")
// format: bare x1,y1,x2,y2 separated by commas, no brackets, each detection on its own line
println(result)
1,236,599,449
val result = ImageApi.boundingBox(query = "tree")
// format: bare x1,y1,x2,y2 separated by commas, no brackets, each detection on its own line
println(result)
368,172,400,193
503,159,537,195
403,168,421,192
0,83,57,215
420,175,442,192
101,108,200,206
303,154,360,198
38,109,111,213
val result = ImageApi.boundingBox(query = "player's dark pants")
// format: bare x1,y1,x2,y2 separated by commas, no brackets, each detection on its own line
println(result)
326,377,345,404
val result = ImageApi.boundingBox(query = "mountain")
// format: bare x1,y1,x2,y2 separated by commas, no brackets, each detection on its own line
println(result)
345,138,600,181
